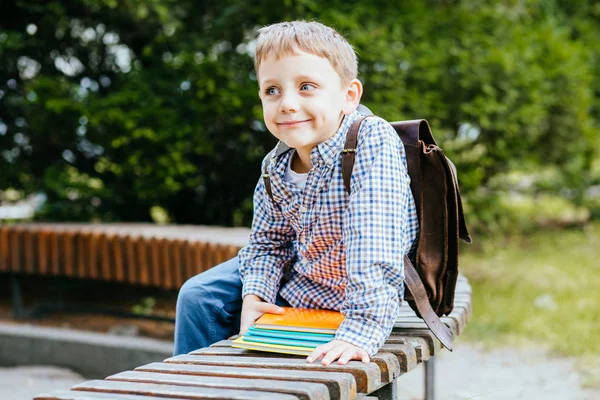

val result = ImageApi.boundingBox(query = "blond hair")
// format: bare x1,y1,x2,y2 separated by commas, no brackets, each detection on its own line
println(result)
254,21,358,84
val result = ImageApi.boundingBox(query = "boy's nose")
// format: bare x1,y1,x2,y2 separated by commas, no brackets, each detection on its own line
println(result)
279,94,299,113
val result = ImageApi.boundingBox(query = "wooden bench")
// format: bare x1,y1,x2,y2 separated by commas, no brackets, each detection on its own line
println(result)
0,223,250,290
0,223,250,319
33,277,472,400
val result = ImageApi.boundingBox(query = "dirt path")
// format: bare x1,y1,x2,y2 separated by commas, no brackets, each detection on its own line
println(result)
396,342,599,399
3,341,598,400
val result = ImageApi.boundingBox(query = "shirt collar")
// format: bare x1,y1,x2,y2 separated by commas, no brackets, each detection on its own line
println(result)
271,110,361,170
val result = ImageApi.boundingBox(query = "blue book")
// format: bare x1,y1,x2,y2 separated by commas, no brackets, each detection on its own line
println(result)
242,333,327,348
247,326,334,342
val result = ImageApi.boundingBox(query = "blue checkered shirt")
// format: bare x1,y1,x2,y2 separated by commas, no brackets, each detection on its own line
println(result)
238,110,419,355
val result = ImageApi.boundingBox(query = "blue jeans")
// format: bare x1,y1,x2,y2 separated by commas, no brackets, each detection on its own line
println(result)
173,256,290,355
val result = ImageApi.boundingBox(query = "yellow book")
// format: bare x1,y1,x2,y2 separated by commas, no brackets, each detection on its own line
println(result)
232,337,313,356
254,307,344,334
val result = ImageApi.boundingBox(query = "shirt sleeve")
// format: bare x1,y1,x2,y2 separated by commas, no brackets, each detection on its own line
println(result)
238,153,297,304
335,117,415,355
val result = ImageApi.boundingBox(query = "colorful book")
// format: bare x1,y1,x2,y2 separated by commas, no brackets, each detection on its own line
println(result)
246,326,334,342
231,307,343,356
253,307,345,334
232,337,314,356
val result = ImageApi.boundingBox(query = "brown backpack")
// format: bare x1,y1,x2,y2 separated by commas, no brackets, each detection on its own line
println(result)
342,115,472,351
262,112,472,351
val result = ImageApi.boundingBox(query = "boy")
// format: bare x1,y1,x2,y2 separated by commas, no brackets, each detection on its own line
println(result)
174,20,418,366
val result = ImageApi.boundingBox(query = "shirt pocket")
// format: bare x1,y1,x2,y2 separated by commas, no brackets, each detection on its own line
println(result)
311,187,348,246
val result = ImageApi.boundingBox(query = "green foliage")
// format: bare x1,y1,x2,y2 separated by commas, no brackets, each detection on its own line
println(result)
0,0,598,228
131,296,156,316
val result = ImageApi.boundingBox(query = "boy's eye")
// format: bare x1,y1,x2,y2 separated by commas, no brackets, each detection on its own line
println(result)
265,87,280,95
300,83,316,91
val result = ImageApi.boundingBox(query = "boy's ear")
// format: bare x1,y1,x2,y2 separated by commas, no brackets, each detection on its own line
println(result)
343,79,363,115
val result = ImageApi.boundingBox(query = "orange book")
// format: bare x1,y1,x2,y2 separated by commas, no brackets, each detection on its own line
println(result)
254,307,345,334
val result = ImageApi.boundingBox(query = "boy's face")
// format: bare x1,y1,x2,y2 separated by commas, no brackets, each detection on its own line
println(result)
258,51,361,155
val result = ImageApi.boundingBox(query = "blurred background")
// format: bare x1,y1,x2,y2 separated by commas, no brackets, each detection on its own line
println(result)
0,0,599,399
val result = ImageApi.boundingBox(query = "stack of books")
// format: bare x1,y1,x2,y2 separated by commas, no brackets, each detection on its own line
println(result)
232,307,344,356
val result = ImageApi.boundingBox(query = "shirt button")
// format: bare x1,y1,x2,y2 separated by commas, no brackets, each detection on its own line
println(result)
301,206,309,213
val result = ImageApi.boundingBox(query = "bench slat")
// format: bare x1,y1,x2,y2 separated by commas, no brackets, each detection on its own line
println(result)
385,335,431,362
107,370,330,400
34,390,162,400
135,361,357,400
193,345,399,382
376,343,417,373
168,354,381,394
390,329,441,356
72,379,301,399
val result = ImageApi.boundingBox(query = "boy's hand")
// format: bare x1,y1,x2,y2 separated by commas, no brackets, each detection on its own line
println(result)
307,339,370,366
239,294,285,335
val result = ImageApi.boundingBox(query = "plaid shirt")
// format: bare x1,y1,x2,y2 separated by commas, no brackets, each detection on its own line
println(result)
238,110,419,355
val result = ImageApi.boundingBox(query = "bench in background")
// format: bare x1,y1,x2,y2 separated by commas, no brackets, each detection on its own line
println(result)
0,223,250,319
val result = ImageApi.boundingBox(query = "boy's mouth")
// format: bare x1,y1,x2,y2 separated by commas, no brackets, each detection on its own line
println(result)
277,119,311,127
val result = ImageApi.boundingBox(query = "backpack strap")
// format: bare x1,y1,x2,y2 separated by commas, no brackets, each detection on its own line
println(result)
262,143,292,202
404,255,454,351
343,117,455,351
262,154,275,202
342,116,371,194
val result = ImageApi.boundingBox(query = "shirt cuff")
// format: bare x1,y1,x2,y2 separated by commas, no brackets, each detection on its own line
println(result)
335,317,389,356
241,275,278,304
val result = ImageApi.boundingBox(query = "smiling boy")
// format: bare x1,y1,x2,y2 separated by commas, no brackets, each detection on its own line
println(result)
174,21,419,366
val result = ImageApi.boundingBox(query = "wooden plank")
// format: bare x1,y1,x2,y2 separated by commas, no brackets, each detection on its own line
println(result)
205,242,218,271
124,236,137,285
98,234,112,281
198,346,396,385
9,225,22,272
75,232,86,278
50,231,61,275
172,239,184,289
72,379,301,399
169,354,381,394
34,390,161,399
135,361,357,400
0,226,8,272
370,352,401,382
184,240,194,281
107,370,330,400
160,238,173,289
390,328,441,356
193,241,207,275
385,335,431,362
23,229,36,273
190,346,404,383
136,237,150,286
148,237,159,286
62,231,75,277
86,232,99,279
111,235,126,282
376,342,417,373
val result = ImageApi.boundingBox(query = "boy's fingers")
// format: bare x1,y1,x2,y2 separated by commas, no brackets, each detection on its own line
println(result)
337,348,356,365
256,302,285,314
239,319,251,335
361,350,370,363
307,342,334,363
321,346,345,366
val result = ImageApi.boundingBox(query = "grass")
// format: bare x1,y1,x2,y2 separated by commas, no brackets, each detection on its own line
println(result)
459,221,600,387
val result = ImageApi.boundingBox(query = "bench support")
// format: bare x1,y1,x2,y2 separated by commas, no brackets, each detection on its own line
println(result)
425,357,435,400
10,276,24,318
370,378,399,400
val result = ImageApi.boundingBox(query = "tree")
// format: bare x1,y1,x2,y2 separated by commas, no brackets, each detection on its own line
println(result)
1,0,598,228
